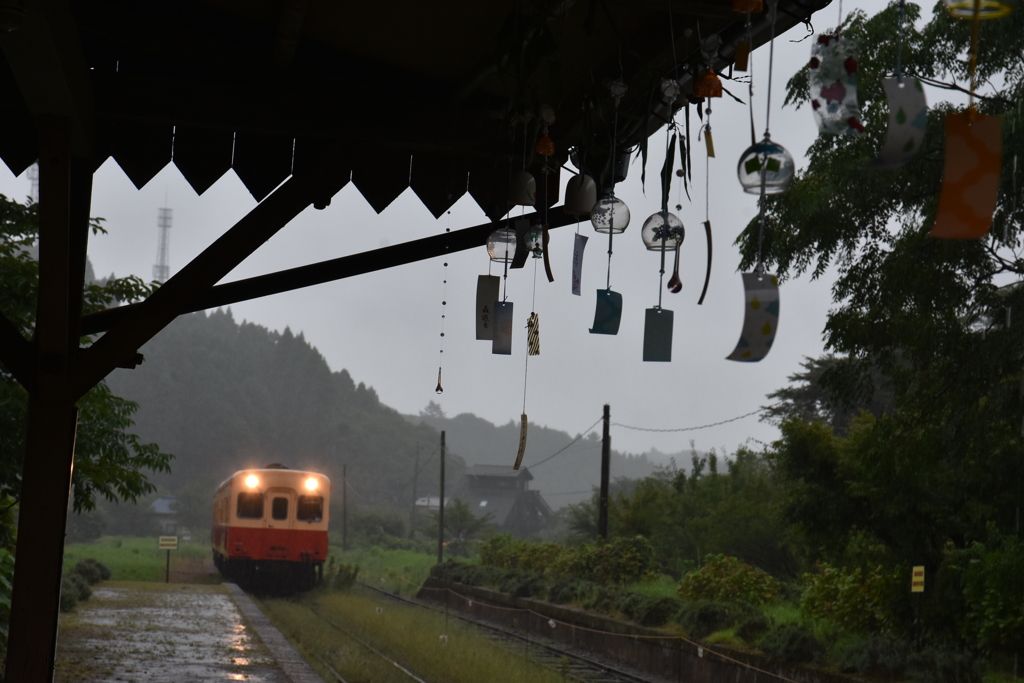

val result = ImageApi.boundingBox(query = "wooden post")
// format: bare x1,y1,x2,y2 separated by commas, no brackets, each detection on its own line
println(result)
437,431,445,565
342,464,347,552
166,549,171,583
410,443,419,539
599,404,610,539
5,120,91,683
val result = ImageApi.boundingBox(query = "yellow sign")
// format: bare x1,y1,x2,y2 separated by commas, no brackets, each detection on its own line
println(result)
911,566,925,593
158,536,178,550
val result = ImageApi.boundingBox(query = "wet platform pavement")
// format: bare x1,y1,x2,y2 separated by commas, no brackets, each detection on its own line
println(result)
54,582,323,683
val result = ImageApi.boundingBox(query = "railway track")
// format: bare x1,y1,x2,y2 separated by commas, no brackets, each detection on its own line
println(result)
356,582,657,683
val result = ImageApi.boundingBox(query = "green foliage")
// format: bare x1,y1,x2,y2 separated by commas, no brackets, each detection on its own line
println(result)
943,526,1024,654
674,600,737,639
677,555,780,606
59,573,91,613
757,624,824,664
800,562,900,634
835,636,908,679
480,534,658,586
433,498,493,557
322,556,359,591
71,558,111,585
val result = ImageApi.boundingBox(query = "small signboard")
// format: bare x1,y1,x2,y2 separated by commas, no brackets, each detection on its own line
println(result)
158,536,178,550
911,566,925,593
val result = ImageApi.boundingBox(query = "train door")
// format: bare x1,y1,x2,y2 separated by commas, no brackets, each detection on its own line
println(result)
264,488,295,560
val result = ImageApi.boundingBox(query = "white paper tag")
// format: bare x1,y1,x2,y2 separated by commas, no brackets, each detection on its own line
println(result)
571,233,588,296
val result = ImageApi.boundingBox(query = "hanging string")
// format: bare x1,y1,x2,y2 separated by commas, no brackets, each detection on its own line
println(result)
523,259,539,414
746,12,757,145
764,0,779,139
895,0,906,83
968,0,981,115
436,214,451,394
756,0,781,273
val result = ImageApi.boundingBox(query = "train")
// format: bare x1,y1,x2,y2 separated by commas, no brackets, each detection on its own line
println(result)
212,464,330,592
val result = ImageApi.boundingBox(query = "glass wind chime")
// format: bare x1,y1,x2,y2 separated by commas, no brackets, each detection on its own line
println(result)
728,0,789,363
638,79,688,362
589,79,630,335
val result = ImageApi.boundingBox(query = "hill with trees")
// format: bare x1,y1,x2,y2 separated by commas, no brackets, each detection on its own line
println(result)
104,309,458,531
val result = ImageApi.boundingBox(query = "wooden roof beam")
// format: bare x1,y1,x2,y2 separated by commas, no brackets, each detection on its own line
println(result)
0,0,95,156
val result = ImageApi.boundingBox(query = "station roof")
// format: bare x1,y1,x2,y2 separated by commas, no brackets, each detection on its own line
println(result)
1,0,828,222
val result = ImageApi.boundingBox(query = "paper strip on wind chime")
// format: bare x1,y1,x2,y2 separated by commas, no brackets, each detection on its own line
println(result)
726,273,780,362
930,112,1002,239
643,308,673,362
571,233,588,296
808,35,864,136
492,301,514,354
589,289,623,335
476,275,500,340
868,78,928,169
526,313,540,356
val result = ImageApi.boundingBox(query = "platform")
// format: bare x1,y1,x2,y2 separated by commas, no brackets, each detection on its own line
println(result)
54,582,324,683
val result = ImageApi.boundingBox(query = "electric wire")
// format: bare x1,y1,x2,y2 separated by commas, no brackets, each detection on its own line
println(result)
528,416,604,469
612,404,779,433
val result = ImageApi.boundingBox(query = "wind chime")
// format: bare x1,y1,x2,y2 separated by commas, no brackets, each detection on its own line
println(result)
930,0,1011,239
867,0,928,169
728,0,789,362
514,109,558,470
589,79,630,336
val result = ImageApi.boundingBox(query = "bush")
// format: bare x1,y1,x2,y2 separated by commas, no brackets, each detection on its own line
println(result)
736,615,770,643
800,563,899,634
677,555,780,606
836,636,907,678
59,573,93,612
675,600,734,639
498,571,546,599
583,585,625,613
906,647,984,683
757,624,824,663
323,557,359,591
636,596,683,627
548,577,593,604
59,576,79,613
73,558,111,585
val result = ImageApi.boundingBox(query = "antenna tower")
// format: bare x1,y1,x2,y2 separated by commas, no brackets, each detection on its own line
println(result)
153,207,172,281
27,163,39,203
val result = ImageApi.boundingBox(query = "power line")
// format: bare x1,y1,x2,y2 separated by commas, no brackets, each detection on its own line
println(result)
524,417,602,471
612,405,778,433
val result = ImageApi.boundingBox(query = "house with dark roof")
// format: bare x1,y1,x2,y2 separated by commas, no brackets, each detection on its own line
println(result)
452,465,552,537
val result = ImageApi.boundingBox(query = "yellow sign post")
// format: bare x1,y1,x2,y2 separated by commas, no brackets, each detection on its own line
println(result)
911,566,925,593
158,536,178,583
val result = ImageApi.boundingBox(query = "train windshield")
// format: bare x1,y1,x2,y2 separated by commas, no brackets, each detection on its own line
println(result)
272,497,288,520
297,495,323,521
237,492,264,519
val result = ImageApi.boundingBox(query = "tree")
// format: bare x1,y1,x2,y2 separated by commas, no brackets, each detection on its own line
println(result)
0,194,172,515
744,4,1024,647
434,498,493,556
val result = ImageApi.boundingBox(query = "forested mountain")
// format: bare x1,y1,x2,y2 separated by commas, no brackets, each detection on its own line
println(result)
410,405,661,508
106,309,457,512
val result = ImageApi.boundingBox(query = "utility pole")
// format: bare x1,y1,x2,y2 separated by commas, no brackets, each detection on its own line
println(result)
599,404,610,539
342,464,348,552
437,431,446,565
410,443,420,540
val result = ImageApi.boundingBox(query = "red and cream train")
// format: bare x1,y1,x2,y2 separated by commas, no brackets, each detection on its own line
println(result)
212,464,330,592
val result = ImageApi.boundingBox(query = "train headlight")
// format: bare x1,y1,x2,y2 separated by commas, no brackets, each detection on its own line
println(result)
304,477,319,492
245,474,259,488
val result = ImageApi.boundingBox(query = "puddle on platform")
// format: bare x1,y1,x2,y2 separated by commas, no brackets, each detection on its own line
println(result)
55,585,289,683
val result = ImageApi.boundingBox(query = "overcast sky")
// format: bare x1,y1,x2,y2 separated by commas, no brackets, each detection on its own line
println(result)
5,0,948,462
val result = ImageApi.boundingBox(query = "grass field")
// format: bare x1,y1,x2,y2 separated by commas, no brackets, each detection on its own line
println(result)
260,590,569,683
331,546,439,594
63,536,214,582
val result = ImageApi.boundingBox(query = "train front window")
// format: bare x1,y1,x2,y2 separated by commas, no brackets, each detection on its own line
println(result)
297,495,323,521
237,492,263,519
272,497,288,520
